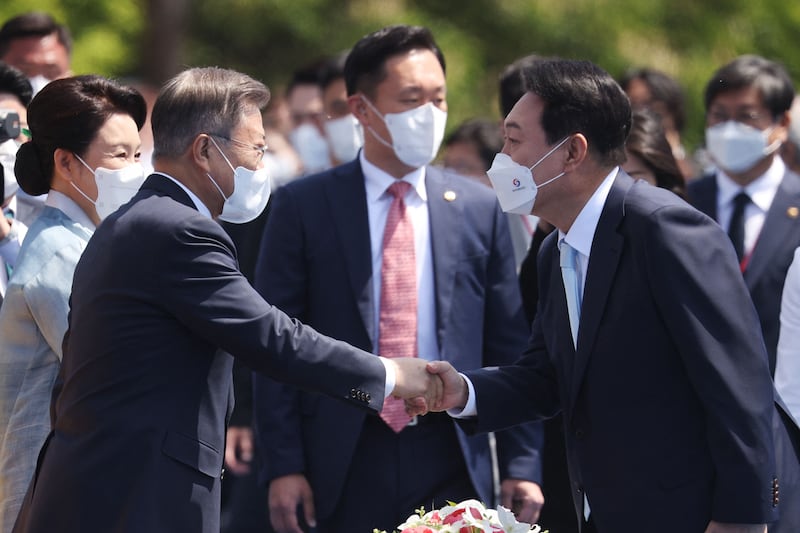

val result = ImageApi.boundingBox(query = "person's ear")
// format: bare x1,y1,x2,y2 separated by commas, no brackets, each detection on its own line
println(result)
192,134,213,171
348,94,370,126
563,134,588,172
53,148,80,183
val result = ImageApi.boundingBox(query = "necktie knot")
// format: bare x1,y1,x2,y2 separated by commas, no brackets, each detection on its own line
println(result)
560,240,577,269
387,180,411,200
733,191,751,209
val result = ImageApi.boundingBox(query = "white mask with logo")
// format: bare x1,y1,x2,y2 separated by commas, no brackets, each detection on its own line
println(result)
362,97,447,168
289,123,331,173
486,137,569,215
74,155,145,220
705,121,780,174
324,114,363,162
206,136,271,224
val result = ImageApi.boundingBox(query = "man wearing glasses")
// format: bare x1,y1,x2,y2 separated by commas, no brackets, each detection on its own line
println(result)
688,54,800,376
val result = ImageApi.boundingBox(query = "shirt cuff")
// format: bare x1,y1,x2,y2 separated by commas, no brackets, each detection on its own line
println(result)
447,372,477,418
380,357,396,399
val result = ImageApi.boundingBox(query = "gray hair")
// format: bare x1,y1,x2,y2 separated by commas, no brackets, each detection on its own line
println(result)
151,67,270,159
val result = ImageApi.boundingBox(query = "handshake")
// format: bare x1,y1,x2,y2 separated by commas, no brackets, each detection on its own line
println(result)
386,358,469,416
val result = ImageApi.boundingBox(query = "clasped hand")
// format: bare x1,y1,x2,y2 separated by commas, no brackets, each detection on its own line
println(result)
389,359,466,416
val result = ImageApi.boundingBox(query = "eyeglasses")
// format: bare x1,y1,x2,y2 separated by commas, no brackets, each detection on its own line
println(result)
210,134,269,159
706,109,774,129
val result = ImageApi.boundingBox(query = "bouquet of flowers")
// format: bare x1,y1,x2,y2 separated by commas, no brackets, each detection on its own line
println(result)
374,499,544,533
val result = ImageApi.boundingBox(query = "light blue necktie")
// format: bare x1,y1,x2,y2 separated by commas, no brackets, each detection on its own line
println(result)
559,240,582,348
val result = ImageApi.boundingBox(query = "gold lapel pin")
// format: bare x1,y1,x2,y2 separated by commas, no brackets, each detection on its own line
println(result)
444,190,457,202
788,206,799,219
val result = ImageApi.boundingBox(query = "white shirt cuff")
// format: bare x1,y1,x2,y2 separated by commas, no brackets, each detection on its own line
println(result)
380,357,396,399
447,372,477,418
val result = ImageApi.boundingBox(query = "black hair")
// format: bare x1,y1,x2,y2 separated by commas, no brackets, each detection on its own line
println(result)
620,67,686,133
498,54,544,118
444,118,503,169
704,55,795,118
285,58,328,97
0,61,33,106
15,75,146,195
626,108,685,197
344,25,445,98
320,51,349,91
523,59,631,167
0,11,72,58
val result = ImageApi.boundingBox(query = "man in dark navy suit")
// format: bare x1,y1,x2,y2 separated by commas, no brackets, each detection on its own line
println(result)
688,55,800,375
425,58,800,533
252,25,544,533
12,66,436,533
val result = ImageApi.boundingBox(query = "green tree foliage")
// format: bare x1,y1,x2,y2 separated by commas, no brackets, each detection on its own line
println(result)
5,0,800,155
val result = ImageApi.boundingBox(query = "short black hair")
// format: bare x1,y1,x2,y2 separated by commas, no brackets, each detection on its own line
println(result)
620,67,686,133
285,58,328,97
320,50,349,91
0,11,72,58
444,118,503,170
344,25,445,98
523,59,631,167
704,55,795,118
498,54,544,118
0,61,33,106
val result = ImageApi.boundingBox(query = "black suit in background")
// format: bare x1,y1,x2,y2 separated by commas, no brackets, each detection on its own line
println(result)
12,175,387,533
687,168,800,374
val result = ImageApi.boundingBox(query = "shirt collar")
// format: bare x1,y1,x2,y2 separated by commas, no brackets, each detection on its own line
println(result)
559,167,619,257
154,172,213,218
45,190,96,231
716,156,785,212
360,150,427,203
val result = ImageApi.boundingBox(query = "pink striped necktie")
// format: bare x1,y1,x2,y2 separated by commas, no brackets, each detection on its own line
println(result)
379,180,417,432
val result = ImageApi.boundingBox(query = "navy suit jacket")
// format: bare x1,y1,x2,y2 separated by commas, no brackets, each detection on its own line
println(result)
463,173,799,533
687,168,800,373
12,175,386,533
252,160,543,520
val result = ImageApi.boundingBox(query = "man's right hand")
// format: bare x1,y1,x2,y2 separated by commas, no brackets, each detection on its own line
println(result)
268,474,316,533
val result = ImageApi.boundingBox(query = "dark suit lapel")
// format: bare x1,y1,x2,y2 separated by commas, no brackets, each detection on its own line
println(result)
323,161,376,346
426,167,462,354
743,170,800,287
569,173,630,408
141,173,196,209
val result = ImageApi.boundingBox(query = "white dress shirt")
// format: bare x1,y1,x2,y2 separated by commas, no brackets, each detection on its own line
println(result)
776,247,800,425
715,157,784,259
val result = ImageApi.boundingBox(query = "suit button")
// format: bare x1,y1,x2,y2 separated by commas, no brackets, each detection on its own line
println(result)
221,468,225,480
576,486,583,494
365,393,371,402
575,429,585,439
350,388,357,399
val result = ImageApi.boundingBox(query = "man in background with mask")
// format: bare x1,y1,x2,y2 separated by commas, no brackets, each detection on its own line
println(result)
779,96,800,175
0,62,32,304
252,25,544,533
321,50,363,165
687,55,800,376
11,66,438,533
286,60,331,175
422,57,800,533
0,12,71,225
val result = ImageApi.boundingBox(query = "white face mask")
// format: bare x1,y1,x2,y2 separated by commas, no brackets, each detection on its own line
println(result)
486,137,569,215
0,139,19,202
324,114,363,162
28,75,52,97
74,155,145,220
705,121,780,174
362,97,447,169
289,123,331,173
207,136,271,224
